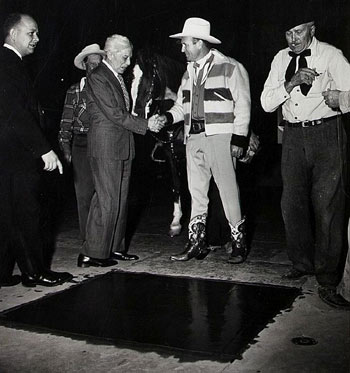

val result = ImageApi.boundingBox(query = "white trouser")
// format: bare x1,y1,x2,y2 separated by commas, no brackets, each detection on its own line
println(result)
186,132,241,226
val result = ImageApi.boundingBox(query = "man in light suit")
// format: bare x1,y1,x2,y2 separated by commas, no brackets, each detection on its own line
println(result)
78,34,162,267
0,13,72,287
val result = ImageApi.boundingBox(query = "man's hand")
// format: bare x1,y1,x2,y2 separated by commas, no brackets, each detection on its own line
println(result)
322,89,340,108
231,145,244,159
148,114,166,133
249,132,260,153
63,150,72,164
41,150,63,174
285,68,319,93
61,145,72,164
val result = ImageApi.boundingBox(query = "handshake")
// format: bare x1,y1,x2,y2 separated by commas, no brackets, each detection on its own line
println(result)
147,114,168,133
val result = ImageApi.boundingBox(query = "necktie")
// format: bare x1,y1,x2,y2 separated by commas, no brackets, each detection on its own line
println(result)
285,49,311,96
193,62,204,86
118,74,130,111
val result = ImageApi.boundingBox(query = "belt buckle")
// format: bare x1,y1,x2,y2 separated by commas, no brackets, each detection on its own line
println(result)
192,122,202,132
301,121,310,128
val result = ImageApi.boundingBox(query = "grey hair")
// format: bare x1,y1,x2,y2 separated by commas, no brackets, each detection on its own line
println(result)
104,34,132,52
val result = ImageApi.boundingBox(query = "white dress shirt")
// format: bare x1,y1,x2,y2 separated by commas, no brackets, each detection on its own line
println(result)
261,37,350,122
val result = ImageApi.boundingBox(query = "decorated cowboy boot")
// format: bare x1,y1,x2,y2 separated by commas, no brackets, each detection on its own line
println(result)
170,213,209,261
228,217,247,264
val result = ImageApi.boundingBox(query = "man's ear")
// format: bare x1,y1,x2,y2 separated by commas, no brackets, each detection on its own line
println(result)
310,24,316,38
9,27,17,41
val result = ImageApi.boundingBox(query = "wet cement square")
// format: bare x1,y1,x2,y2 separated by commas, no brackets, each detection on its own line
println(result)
0,271,300,362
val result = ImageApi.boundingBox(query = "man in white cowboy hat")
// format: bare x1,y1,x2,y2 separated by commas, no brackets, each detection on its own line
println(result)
261,3,350,304
58,43,106,264
159,17,251,263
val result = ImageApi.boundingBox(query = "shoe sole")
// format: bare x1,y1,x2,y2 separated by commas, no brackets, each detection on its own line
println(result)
77,262,118,268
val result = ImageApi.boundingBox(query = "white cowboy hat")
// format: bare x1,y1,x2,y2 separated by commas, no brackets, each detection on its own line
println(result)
74,43,106,70
169,17,221,44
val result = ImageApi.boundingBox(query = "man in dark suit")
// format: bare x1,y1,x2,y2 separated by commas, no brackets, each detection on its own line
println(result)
0,13,72,287
78,34,162,267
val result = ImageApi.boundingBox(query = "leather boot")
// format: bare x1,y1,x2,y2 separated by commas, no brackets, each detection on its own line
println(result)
170,214,209,261
228,217,247,264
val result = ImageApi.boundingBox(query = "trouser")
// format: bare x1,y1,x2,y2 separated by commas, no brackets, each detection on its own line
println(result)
0,168,43,279
72,134,94,241
338,219,350,301
82,156,131,259
186,133,241,226
281,118,347,287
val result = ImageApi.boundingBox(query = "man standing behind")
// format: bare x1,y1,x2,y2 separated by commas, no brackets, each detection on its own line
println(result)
59,44,105,244
0,13,72,287
78,34,163,268
319,88,350,310
159,17,251,264
261,14,350,300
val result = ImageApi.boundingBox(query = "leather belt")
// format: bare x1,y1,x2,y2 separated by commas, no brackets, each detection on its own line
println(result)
190,119,205,134
285,115,339,128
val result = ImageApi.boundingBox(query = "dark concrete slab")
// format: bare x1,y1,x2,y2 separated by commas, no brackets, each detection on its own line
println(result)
0,272,300,362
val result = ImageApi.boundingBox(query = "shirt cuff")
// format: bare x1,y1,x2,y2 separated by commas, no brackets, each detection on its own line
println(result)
164,112,174,125
231,134,248,148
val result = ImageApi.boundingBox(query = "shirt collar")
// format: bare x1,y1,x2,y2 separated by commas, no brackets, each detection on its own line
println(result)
80,77,86,91
193,51,212,69
308,37,318,57
3,43,22,59
102,59,120,80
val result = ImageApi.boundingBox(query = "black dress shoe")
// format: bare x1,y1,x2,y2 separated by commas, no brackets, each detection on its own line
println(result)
0,275,21,287
77,254,118,268
318,286,350,310
111,252,139,261
22,271,73,287
21,273,39,287
43,270,73,284
282,268,311,280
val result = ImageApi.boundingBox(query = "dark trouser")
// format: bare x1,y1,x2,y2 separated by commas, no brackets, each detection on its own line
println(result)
72,134,94,241
281,118,347,287
0,168,43,279
82,156,132,259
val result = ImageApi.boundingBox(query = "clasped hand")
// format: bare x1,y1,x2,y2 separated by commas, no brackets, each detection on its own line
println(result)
147,114,167,133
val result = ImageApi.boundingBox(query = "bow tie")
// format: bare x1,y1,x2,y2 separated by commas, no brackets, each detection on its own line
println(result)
285,49,311,96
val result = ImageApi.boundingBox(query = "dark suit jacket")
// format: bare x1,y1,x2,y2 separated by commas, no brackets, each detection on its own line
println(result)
86,62,148,160
0,47,50,172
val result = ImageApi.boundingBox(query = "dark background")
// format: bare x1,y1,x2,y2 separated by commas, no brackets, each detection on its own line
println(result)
1,0,349,136
1,0,349,249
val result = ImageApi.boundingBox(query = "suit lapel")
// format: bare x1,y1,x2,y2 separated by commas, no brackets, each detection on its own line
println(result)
100,63,126,107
